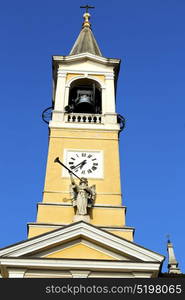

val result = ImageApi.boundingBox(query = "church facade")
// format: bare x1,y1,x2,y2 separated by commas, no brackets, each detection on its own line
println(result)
0,10,172,278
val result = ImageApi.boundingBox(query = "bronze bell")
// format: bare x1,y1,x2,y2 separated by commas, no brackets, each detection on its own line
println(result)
74,89,95,113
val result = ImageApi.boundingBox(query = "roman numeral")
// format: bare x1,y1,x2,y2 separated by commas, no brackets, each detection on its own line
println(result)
70,157,75,161
82,153,86,157
87,169,92,173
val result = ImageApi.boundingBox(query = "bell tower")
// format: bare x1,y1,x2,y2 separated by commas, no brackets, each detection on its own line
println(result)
27,10,134,242
0,8,165,279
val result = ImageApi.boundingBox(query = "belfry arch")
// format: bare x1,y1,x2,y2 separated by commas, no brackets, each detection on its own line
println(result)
65,77,102,114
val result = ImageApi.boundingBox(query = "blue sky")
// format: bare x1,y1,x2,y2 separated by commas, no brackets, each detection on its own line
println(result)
0,0,184,273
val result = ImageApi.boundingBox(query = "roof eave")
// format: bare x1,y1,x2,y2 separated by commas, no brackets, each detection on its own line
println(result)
52,52,121,67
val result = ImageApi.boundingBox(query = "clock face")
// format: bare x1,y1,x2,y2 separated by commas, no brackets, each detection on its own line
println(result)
63,150,103,178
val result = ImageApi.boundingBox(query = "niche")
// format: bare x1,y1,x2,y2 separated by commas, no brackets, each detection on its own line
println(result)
65,78,102,114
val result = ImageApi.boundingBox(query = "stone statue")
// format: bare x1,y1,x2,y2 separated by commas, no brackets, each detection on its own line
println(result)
70,174,96,216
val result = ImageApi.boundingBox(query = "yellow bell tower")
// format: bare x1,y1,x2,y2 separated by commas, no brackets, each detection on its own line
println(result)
27,11,134,242
0,8,165,278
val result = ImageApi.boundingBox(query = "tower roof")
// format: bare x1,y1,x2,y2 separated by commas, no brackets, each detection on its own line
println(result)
69,12,102,56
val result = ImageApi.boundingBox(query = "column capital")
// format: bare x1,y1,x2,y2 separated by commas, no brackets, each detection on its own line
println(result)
70,270,91,278
57,70,67,78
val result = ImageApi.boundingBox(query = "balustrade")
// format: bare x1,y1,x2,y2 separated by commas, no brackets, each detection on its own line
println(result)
65,113,103,124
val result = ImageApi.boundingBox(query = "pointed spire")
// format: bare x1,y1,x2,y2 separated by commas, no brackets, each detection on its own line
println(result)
69,9,102,56
167,237,181,274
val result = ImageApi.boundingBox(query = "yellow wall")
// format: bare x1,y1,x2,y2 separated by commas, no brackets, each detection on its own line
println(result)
43,128,122,205
36,205,125,227
31,113,128,242
66,73,105,84
28,225,134,242
43,192,122,206
45,243,118,260
107,230,134,242
28,226,60,239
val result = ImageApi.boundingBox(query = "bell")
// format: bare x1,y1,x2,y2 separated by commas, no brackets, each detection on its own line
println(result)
74,89,95,113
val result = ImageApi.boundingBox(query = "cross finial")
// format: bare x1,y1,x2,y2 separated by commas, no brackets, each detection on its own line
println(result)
166,234,171,243
80,5,94,28
80,5,95,13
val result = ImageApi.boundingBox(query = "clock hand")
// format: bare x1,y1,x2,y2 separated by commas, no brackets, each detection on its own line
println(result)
71,160,87,170
79,160,87,169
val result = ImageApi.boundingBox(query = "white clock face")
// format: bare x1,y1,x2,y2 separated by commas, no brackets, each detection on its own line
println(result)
63,150,103,178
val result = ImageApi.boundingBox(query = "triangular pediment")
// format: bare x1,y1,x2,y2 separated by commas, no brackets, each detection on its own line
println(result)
31,238,130,261
0,221,164,264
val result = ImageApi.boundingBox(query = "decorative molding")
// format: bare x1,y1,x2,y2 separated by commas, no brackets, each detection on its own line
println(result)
53,53,120,66
64,70,107,75
43,190,122,196
66,74,105,89
37,202,126,210
8,268,26,278
105,73,114,80
70,270,91,278
102,226,135,231
49,135,119,141
32,238,128,261
24,269,72,278
27,223,134,231
27,223,65,228
57,70,67,78
49,121,120,131
0,222,164,263
0,258,161,273
132,272,153,278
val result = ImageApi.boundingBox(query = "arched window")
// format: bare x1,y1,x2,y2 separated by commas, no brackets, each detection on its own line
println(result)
66,78,102,114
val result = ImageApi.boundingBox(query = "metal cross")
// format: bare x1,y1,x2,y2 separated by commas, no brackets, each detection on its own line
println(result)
80,5,95,13
166,234,171,242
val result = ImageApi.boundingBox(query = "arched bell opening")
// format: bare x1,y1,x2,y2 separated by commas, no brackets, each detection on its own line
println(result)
66,78,102,114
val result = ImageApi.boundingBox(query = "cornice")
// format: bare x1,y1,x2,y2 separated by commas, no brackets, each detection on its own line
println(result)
52,53,121,67
0,257,161,273
0,221,164,263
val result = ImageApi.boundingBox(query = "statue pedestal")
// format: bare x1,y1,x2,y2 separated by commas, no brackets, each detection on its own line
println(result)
73,215,90,223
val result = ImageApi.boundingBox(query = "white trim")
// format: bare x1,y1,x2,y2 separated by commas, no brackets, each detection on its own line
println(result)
8,268,26,278
53,53,120,66
48,134,119,141
70,270,91,278
37,203,126,209
57,70,67,78
24,269,72,278
27,223,134,231
43,190,122,195
49,121,120,130
62,148,104,179
27,223,65,228
66,74,105,89
0,222,164,263
0,258,161,273
32,238,127,261
62,69,113,76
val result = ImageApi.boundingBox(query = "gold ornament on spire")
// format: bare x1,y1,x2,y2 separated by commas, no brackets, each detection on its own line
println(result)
83,12,91,28
80,5,95,28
